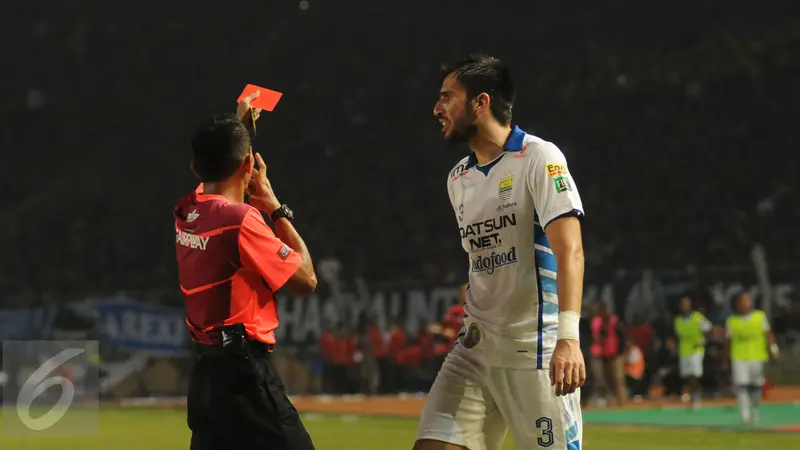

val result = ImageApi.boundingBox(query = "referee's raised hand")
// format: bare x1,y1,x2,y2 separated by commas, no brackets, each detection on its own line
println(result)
247,153,281,213
236,90,263,125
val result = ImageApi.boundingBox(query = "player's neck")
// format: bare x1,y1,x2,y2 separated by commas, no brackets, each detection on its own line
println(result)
201,180,245,204
468,121,512,166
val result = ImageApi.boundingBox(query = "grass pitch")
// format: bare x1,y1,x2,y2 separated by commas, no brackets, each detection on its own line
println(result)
0,407,798,449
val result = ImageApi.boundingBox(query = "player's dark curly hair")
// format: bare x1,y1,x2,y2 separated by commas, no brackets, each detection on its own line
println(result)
440,53,515,125
190,113,251,182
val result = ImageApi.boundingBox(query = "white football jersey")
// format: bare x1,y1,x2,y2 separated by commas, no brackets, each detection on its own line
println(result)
447,126,584,368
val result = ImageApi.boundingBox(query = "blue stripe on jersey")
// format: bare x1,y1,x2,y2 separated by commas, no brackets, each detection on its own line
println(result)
534,223,548,246
565,395,581,449
534,221,546,369
542,302,559,316
565,422,579,443
540,277,558,294
536,250,558,272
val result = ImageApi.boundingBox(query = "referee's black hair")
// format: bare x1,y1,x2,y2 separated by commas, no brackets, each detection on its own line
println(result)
440,54,515,126
190,113,251,182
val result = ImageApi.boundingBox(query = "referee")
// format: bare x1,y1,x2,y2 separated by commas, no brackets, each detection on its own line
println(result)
174,91,318,449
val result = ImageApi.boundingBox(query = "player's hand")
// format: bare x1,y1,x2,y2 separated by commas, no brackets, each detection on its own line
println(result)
236,90,263,124
771,344,781,361
247,153,281,213
549,339,586,397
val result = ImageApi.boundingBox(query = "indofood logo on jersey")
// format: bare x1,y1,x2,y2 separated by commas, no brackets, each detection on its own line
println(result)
471,247,518,274
459,214,516,251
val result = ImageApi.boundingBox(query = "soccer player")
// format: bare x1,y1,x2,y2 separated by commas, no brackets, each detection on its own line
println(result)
726,291,780,424
673,296,712,409
415,54,585,450
175,91,318,449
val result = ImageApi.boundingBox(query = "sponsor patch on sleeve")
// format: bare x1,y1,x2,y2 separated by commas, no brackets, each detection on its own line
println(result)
277,244,291,260
546,163,568,178
553,176,572,193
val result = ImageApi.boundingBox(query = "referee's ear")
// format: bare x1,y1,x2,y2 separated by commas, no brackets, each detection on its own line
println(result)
190,158,200,179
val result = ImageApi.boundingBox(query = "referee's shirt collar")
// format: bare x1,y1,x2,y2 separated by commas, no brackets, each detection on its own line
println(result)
466,125,527,169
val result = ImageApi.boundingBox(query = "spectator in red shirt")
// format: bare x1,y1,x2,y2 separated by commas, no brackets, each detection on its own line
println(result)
320,325,337,393
627,313,655,396
365,320,391,394
175,92,318,450
384,320,407,393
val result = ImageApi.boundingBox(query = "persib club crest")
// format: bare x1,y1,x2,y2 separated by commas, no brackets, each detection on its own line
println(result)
499,176,513,201
462,322,482,349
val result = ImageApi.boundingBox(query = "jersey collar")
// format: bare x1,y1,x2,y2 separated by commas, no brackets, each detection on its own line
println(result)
194,183,228,203
465,125,527,168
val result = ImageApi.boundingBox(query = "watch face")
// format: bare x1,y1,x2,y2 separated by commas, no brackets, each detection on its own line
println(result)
277,205,293,220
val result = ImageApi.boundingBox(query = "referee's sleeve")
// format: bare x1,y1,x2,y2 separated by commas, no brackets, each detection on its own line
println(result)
238,208,303,291
527,142,585,229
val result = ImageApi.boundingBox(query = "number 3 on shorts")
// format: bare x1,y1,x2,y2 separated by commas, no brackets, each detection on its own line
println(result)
536,417,554,447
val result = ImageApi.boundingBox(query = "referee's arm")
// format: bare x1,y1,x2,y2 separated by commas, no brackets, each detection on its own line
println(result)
273,216,317,293
239,209,317,294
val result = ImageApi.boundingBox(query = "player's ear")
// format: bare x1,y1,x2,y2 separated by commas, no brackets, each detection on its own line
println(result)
475,92,491,115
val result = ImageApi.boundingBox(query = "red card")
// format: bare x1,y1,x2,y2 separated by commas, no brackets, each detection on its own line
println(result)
237,84,283,111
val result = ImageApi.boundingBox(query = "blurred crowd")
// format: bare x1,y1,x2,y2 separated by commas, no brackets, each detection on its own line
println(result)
314,284,783,402
1,1,799,303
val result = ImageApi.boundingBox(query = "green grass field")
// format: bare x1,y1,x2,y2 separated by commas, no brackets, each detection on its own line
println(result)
0,408,798,449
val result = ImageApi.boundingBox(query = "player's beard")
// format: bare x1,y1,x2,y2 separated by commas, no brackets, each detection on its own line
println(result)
445,107,478,145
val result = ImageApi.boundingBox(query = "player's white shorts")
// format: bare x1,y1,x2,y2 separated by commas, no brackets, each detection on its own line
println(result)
679,353,704,378
417,322,582,450
732,361,765,386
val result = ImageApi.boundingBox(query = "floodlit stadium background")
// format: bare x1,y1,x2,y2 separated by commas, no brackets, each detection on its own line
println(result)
0,1,798,448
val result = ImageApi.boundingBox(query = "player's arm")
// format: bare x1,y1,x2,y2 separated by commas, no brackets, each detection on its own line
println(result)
763,314,780,359
239,209,317,294
700,314,713,335
724,317,733,363
545,217,584,320
529,142,585,395
529,143,586,337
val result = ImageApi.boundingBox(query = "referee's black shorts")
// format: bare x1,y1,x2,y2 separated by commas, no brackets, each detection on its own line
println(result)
187,330,315,450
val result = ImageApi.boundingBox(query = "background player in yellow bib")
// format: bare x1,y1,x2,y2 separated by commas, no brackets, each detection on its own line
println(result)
673,296,711,410
725,291,780,424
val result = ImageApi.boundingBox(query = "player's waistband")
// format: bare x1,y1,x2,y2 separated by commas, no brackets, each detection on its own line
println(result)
462,318,547,342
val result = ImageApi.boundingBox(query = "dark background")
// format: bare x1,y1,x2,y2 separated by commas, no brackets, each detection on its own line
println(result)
1,0,798,302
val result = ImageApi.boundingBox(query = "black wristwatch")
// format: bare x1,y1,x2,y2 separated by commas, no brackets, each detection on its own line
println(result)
270,204,294,222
